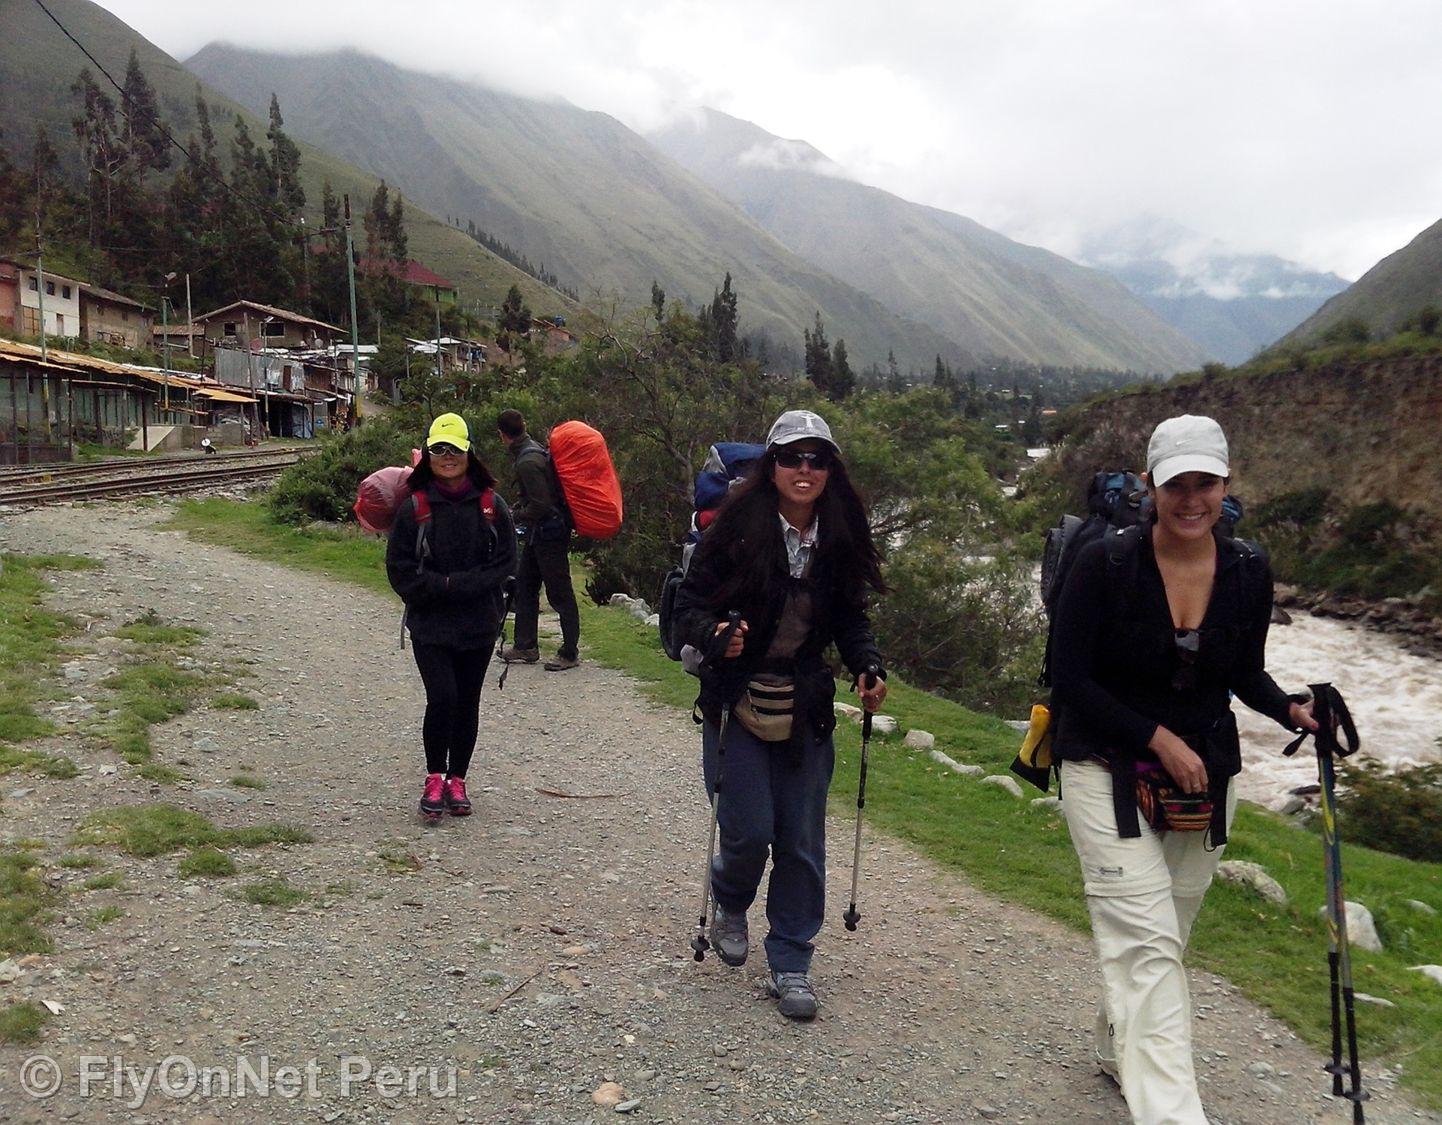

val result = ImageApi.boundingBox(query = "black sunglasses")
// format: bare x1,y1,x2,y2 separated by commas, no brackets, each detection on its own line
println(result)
773,449,833,470
427,443,466,457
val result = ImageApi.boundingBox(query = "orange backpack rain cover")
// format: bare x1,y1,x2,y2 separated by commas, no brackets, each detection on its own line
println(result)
548,420,623,539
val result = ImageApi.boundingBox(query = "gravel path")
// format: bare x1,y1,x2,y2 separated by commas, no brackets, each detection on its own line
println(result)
0,502,1435,1124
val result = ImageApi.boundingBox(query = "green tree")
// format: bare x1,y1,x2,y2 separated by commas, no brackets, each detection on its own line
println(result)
266,93,305,219
498,283,532,350
828,338,855,400
803,311,832,395
650,279,665,322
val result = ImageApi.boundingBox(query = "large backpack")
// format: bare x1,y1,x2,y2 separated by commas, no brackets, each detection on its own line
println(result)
656,442,766,673
547,420,623,539
351,449,423,533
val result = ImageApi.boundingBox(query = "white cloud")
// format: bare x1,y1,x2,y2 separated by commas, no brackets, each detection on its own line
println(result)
93,0,1442,279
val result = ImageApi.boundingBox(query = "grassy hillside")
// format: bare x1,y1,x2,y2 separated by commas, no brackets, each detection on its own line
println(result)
652,108,1208,374
0,0,571,321
184,43,976,371
1285,216,1442,345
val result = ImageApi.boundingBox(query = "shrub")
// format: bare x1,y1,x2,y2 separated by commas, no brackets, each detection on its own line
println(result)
1336,757,1442,862
267,416,419,525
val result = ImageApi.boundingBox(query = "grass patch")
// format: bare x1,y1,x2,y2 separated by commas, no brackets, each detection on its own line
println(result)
178,847,236,878
229,775,268,790
84,906,123,931
173,496,1442,1111
212,693,260,711
75,804,312,858
0,846,54,955
80,872,123,891
376,843,422,875
100,660,204,767
58,853,98,869
115,609,206,648
0,1001,49,1044
237,878,306,907
0,553,95,769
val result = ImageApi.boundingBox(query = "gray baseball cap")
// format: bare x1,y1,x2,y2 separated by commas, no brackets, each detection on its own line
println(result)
765,409,840,455
1147,414,1229,486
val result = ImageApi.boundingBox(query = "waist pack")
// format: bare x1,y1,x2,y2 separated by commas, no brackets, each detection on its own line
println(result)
1134,766,1214,833
733,678,795,742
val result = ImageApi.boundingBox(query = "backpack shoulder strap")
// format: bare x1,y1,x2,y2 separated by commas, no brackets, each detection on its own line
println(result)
1103,525,1145,619
411,491,432,524
478,487,496,526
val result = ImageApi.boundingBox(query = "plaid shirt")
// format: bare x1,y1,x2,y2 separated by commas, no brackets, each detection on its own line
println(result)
778,513,818,578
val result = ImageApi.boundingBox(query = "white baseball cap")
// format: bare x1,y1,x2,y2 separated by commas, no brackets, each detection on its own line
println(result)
766,409,840,454
1147,414,1229,486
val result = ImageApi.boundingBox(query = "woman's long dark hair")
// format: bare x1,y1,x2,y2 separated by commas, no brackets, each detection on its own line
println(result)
408,448,496,492
697,447,886,612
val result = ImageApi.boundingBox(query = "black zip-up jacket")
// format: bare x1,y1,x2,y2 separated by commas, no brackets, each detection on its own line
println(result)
1050,525,1296,838
507,435,564,530
673,524,884,755
386,482,517,649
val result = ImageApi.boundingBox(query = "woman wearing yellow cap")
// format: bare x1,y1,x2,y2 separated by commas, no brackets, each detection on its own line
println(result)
387,413,517,819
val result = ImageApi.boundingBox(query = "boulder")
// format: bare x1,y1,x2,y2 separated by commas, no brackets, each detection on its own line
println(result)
1316,901,1382,952
903,730,936,751
626,601,652,621
1004,719,1031,734
1031,796,1061,812
608,594,633,608
834,702,862,720
980,774,1024,798
1405,899,1437,916
1217,861,1289,906
1408,965,1442,987
928,749,982,776
868,714,899,736
644,613,660,628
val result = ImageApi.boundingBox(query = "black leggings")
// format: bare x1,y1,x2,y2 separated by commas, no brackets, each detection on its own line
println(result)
411,642,495,777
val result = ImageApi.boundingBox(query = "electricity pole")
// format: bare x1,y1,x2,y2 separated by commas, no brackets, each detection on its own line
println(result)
343,194,362,424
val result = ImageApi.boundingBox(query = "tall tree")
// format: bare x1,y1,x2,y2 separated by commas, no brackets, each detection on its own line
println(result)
708,272,739,362
829,338,855,401
803,311,832,395
650,279,665,322
119,49,169,174
70,68,124,244
266,93,305,219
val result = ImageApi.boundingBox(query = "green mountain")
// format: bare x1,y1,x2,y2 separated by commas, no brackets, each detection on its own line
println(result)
650,108,1209,374
1284,216,1442,344
183,44,977,371
0,0,571,319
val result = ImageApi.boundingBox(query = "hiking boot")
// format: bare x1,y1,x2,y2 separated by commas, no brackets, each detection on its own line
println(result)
420,772,445,820
443,776,472,816
707,906,748,966
544,652,581,672
500,645,540,664
766,971,818,1021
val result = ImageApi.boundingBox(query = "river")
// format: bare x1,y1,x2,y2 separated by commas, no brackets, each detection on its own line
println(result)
1235,610,1442,804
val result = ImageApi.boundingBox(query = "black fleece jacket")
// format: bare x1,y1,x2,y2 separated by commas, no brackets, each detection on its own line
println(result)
507,435,563,529
386,482,517,649
673,523,884,753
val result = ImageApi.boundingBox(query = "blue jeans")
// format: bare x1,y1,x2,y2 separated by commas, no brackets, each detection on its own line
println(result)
701,718,835,974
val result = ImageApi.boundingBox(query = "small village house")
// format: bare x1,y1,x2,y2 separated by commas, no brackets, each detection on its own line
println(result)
79,283,154,350
0,256,83,339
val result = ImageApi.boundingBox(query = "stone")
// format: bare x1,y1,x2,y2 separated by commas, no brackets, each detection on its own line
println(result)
1408,965,1442,986
0,959,21,983
1405,900,1437,916
868,715,899,736
834,702,862,720
1273,795,1306,816
1217,861,1289,906
979,775,1023,798
1004,719,1031,733
592,1082,626,1107
194,789,251,804
626,601,652,621
643,614,660,629
1353,993,1395,1008
608,594,633,609
929,749,983,776
1030,796,1061,811
902,730,935,751
1316,902,1382,952
614,1100,641,1114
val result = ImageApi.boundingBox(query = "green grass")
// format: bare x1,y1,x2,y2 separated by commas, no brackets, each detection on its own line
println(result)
84,906,123,931
212,693,260,711
171,496,1442,1111
0,846,54,955
178,847,237,878
80,872,123,891
0,554,96,773
237,878,306,907
115,610,207,647
75,804,313,858
229,775,268,790
0,1002,49,1044
58,853,98,869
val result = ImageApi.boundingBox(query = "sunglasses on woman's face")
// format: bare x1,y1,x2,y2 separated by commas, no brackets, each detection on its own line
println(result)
428,443,465,458
773,449,832,471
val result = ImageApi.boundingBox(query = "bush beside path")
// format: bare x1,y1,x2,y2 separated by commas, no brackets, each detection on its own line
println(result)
0,502,1435,1123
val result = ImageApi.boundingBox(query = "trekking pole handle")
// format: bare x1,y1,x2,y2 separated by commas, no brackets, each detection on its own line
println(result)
711,610,743,662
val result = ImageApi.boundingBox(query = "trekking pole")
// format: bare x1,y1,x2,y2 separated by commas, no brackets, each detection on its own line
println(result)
494,576,518,690
691,611,743,962
1284,682,1366,1122
843,664,880,932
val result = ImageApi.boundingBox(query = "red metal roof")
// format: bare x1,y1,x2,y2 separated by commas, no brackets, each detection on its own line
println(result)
358,258,455,288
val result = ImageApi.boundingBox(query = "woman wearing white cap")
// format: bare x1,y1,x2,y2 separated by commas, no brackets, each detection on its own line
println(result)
672,409,888,1020
1048,414,1316,1123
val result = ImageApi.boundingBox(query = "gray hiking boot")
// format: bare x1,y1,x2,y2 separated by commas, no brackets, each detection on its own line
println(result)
766,971,818,1021
707,906,748,966
544,652,581,671
500,645,540,664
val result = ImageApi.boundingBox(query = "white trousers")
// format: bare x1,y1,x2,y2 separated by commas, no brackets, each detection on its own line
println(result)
1061,758,1238,1125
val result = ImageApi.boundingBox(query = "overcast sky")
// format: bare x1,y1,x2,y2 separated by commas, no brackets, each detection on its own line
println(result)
95,0,1442,281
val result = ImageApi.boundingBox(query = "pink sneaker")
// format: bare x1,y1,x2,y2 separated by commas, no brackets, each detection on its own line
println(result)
444,776,472,816
420,773,445,819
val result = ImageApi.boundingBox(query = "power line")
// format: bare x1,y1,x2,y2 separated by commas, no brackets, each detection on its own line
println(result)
30,0,303,232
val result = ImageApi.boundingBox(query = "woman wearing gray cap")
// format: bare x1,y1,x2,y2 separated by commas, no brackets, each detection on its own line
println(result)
1048,414,1316,1123
672,408,887,1020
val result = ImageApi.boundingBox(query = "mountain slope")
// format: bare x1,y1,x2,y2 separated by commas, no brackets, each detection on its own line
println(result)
1284,216,1442,345
0,0,570,320
185,44,968,370
650,108,1208,374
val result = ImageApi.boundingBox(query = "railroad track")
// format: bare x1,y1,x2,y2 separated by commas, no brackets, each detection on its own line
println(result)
0,449,309,506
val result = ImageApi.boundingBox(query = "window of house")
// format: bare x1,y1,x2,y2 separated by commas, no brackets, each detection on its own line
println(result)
55,313,64,332
263,320,286,337
27,278,36,291
224,322,237,336
61,285,71,299
45,281,55,296
121,309,130,322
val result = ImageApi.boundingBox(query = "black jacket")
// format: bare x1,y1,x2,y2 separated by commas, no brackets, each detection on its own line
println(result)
507,435,565,531
1050,525,1295,838
386,482,517,649
673,522,884,754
